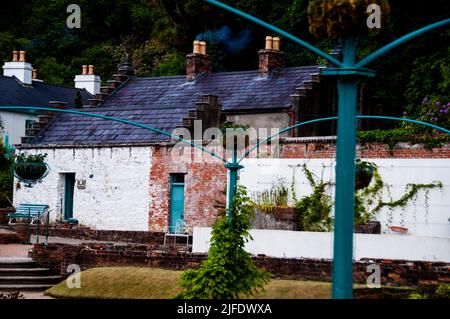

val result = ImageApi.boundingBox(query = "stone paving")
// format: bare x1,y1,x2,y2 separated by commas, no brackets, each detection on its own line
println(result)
29,234,130,246
0,243,31,257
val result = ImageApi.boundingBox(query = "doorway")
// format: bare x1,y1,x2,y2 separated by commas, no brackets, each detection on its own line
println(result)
63,173,76,220
169,174,185,233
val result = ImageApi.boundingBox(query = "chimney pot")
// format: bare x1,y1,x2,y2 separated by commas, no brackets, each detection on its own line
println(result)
32,69,38,80
82,65,88,75
265,36,273,50
88,65,95,75
19,51,26,62
193,40,201,54
12,51,18,62
199,41,207,55
273,37,281,51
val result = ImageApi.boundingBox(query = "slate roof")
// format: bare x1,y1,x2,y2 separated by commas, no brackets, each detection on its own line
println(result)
32,66,319,146
0,75,92,110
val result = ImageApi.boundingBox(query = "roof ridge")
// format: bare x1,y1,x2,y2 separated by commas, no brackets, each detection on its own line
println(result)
32,80,89,92
134,65,320,81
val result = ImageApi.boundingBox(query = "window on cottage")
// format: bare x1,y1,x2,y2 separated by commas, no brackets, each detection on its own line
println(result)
25,119,36,129
170,173,185,184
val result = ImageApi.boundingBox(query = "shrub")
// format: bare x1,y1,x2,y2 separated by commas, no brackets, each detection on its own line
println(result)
177,186,271,299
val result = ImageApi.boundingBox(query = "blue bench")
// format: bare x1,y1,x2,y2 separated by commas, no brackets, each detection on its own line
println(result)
7,204,49,225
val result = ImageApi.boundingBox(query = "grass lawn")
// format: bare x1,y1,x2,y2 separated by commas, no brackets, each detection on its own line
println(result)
45,267,333,299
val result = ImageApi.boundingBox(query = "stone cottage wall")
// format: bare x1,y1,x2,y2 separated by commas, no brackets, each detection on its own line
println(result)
14,146,152,231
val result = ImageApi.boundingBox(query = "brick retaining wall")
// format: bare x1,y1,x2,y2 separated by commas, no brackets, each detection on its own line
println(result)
30,226,166,245
31,243,450,287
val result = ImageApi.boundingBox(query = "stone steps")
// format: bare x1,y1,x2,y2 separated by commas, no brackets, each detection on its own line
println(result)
0,284,55,291
0,268,53,276
0,275,61,286
0,258,61,292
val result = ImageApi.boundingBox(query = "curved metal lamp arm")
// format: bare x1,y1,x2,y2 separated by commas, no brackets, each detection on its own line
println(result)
0,106,227,163
238,115,450,163
356,18,450,67
203,0,344,68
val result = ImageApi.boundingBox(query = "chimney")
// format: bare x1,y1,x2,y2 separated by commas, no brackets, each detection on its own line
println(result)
258,36,286,77
74,64,101,95
2,50,33,84
32,68,43,82
186,40,212,81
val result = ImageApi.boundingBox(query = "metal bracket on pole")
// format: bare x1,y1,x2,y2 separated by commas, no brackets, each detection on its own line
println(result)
321,67,376,78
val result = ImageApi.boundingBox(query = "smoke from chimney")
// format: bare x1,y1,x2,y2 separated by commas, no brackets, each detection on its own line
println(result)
196,26,252,55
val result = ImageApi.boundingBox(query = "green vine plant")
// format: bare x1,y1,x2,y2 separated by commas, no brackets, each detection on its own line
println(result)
292,164,334,232
355,167,443,227
288,163,443,232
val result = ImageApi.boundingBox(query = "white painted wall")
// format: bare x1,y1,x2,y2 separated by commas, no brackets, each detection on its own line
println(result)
3,61,32,84
74,74,101,95
193,227,450,262
239,158,450,237
13,147,152,231
0,111,38,146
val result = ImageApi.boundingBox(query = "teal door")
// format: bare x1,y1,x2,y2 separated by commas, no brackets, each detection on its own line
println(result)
169,174,185,233
64,173,76,220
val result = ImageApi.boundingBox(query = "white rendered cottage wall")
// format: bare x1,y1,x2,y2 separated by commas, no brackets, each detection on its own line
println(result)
13,146,152,231
0,111,39,146
239,158,450,238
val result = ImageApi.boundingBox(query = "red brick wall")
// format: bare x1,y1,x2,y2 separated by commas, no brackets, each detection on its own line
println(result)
148,145,227,232
32,243,450,287
278,141,450,159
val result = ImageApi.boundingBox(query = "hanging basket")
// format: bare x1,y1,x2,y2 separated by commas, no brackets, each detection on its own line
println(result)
308,0,390,39
355,160,376,191
13,162,49,185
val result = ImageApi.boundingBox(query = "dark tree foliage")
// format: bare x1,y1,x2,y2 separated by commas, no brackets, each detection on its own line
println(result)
0,0,448,117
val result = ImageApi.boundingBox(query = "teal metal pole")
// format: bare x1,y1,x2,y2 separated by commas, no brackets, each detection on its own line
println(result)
225,148,242,223
332,38,358,299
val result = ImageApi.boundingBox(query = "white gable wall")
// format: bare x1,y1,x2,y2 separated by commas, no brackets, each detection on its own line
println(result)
13,146,152,231
0,111,39,146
